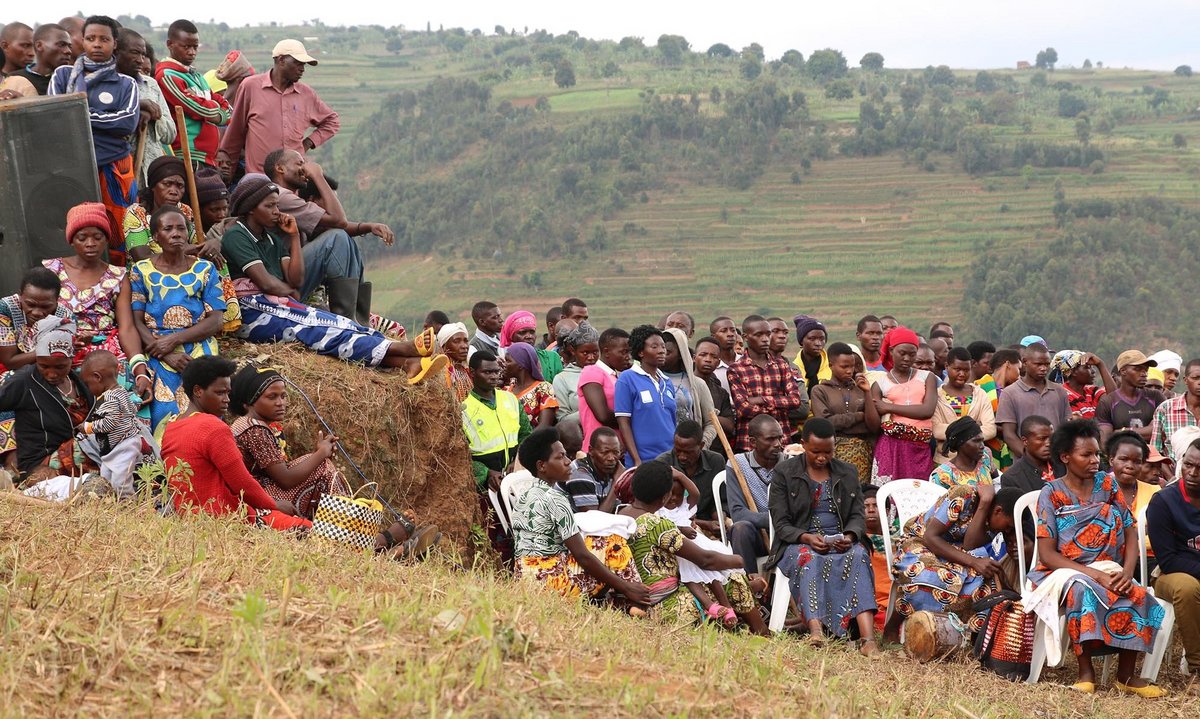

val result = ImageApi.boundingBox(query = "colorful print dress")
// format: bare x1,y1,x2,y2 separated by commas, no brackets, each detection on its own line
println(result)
513,481,639,600
929,453,995,489
627,512,756,625
892,484,1002,630
778,479,877,636
42,258,126,365
129,258,226,436
230,415,352,520
123,203,241,333
1027,472,1163,655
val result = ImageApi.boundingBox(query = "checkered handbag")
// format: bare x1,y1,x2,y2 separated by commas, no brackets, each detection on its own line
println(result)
311,483,385,552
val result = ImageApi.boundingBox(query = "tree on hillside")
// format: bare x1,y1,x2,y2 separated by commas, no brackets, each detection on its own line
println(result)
859,52,884,71
1175,65,1193,77
928,65,956,86
495,25,506,35
899,84,924,113
742,43,765,62
385,36,403,54
741,58,763,80
1082,59,1093,69
825,80,854,100
807,49,848,81
656,35,689,65
1075,116,1091,146
706,43,734,58
554,60,576,88
601,61,621,78
1035,47,1058,71
619,36,644,51
975,71,997,93
781,49,804,70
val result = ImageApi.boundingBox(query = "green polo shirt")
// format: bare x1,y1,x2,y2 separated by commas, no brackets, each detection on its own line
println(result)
220,221,290,282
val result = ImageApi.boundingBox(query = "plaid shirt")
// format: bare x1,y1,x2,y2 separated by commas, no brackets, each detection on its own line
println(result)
1151,394,1199,460
727,354,804,451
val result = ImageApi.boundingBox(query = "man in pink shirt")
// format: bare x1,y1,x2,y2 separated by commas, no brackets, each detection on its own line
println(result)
217,39,339,177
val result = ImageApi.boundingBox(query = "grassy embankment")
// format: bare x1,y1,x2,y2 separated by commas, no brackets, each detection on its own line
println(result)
2,499,1194,717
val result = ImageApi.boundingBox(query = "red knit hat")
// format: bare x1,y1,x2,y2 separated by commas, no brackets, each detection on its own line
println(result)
65,202,114,243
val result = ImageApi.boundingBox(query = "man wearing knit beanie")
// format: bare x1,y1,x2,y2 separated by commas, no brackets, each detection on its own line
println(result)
260,148,394,325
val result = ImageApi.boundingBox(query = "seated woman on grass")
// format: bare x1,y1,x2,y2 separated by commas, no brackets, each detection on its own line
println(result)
229,362,359,520
162,356,425,553
887,483,1020,641
512,426,650,609
219,174,432,370
1026,419,1166,697
619,461,769,635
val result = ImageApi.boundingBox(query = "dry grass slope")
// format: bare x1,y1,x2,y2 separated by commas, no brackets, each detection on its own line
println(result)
1,500,1195,718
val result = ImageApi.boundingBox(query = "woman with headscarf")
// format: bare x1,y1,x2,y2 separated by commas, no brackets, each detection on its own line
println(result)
0,317,96,482
122,156,242,333
504,342,558,428
1050,349,1114,420
791,314,830,393
931,346,996,465
219,174,432,369
867,325,938,485
553,321,600,424
408,322,469,400
129,206,227,436
500,310,562,383
229,363,352,519
662,327,716,447
930,416,996,489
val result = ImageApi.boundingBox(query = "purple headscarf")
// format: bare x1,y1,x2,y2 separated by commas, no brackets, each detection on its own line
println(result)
506,342,544,381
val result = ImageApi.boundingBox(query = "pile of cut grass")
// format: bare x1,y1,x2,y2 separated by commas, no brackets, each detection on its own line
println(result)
1,499,1194,717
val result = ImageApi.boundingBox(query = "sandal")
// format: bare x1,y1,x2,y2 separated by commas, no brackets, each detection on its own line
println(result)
721,606,738,628
409,354,450,385
389,525,441,561
705,603,726,624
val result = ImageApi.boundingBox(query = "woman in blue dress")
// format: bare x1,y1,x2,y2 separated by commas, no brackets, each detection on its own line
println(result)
129,206,225,436
1027,419,1165,697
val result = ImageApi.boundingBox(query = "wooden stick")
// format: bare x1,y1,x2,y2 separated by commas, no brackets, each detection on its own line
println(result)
709,409,770,549
173,105,206,238
132,124,148,183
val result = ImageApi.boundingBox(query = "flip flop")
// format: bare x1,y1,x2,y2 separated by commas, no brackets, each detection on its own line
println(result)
409,354,450,385
390,525,440,561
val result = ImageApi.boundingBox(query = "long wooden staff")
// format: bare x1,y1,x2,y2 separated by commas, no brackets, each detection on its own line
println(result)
173,106,206,238
133,124,148,183
710,409,770,549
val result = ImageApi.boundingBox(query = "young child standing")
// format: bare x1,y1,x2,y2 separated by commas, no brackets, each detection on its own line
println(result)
78,350,157,497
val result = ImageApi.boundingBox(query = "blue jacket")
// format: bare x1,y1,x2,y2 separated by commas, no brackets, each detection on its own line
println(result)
1146,482,1200,577
50,59,139,166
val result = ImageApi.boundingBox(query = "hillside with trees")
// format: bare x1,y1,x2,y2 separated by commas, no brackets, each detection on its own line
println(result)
184,23,1200,344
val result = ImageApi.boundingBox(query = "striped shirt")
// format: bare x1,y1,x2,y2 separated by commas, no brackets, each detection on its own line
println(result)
155,59,231,166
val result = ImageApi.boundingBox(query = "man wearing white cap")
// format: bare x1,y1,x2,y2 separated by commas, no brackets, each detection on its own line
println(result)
1148,350,1184,395
1095,349,1167,445
218,39,340,176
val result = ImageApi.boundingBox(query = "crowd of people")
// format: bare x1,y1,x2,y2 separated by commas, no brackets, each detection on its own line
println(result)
2,15,1199,698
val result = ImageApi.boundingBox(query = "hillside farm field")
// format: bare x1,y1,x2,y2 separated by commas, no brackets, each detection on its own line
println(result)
189,29,1200,339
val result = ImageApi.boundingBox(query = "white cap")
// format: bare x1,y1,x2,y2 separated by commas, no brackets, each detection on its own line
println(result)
1148,350,1183,373
272,39,317,65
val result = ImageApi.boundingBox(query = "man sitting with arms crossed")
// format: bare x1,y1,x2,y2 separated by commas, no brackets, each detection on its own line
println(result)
564,427,623,513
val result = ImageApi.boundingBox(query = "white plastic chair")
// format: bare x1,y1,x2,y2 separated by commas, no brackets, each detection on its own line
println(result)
487,488,510,533
1136,504,1178,682
712,471,730,547
876,479,947,635
766,516,792,633
498,470,536,536
1018,489,1074,684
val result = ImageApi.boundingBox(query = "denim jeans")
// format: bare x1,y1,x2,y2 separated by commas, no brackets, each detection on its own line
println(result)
299,228,364,300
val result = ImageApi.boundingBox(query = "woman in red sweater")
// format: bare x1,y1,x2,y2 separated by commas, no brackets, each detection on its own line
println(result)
161,356,438,556
161,355,311,530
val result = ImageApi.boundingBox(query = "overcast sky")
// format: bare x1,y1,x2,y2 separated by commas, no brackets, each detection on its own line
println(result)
18,0,1199,70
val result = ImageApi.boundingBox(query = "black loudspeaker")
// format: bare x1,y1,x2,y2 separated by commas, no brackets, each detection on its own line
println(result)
0,94,101,295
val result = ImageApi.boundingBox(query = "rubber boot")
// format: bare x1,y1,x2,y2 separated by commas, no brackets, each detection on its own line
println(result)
326,277,359,322
355,281,372,327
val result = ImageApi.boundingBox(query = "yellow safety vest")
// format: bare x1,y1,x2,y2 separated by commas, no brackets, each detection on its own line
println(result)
462,390,522,458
